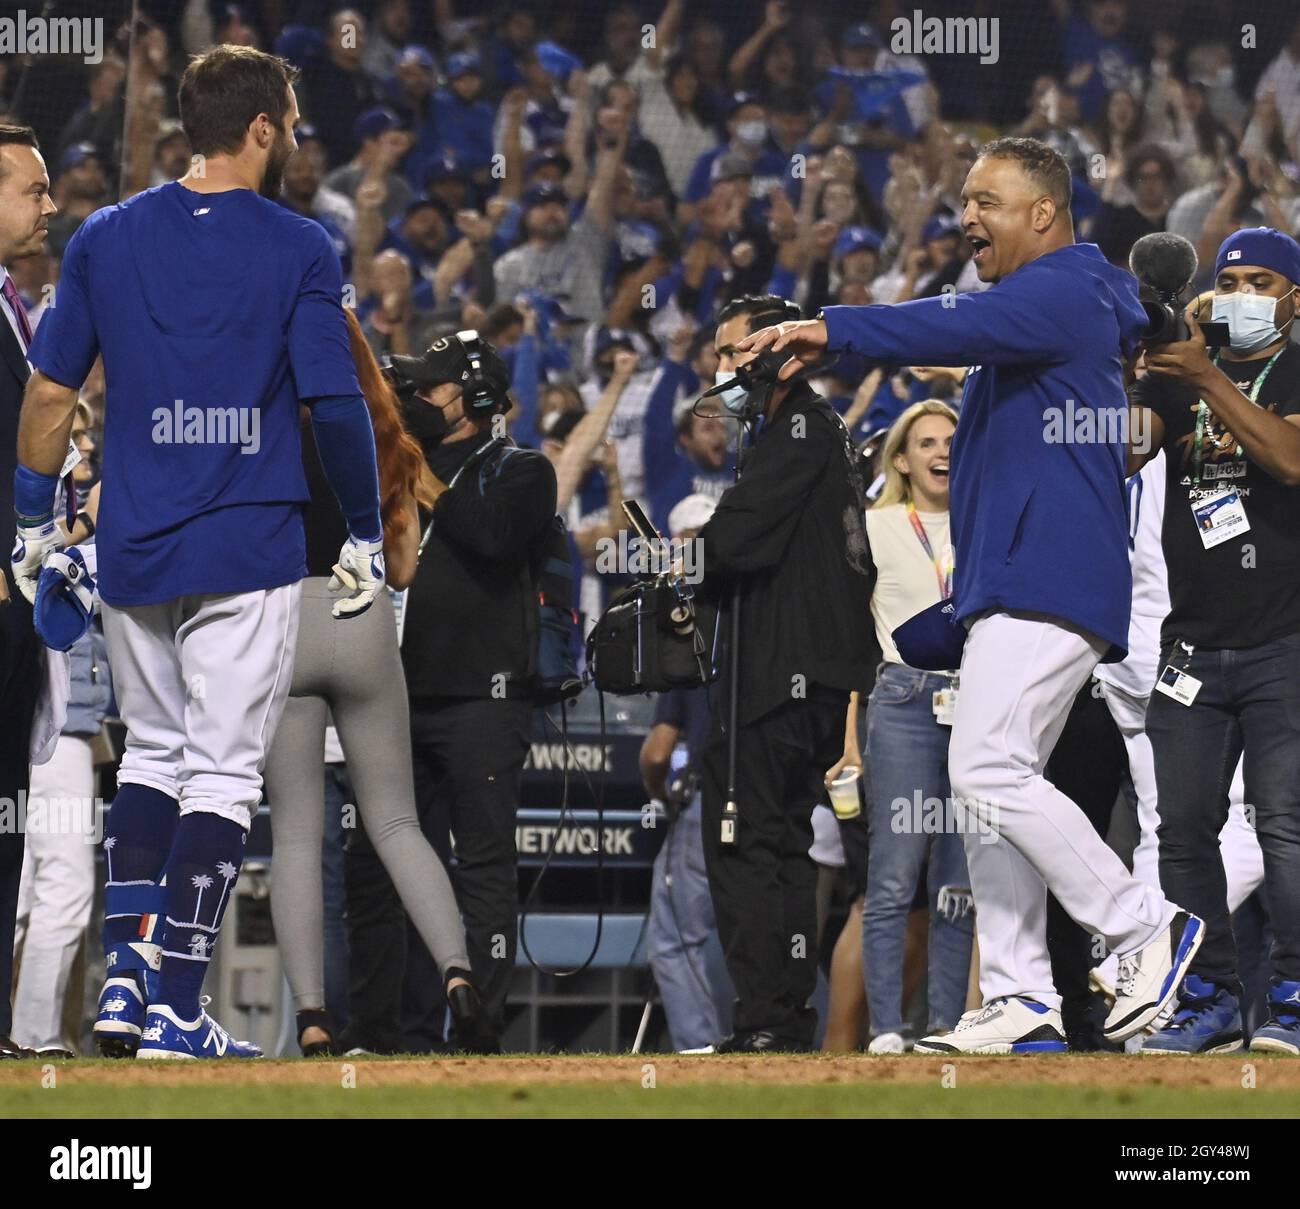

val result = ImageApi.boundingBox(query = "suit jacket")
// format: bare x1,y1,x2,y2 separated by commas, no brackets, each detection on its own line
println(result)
0,294,39,778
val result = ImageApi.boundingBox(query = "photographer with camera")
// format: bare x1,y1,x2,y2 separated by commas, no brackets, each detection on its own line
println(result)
1128,227,1300,1054
349,331,557,1045
694,294,876,1053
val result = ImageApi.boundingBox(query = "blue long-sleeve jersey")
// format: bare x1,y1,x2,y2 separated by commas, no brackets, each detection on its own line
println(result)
823,242,1147,659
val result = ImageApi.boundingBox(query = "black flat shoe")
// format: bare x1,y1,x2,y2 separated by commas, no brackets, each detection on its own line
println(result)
715,1029,806,1054
0,1034,38,1060
447,982,501,1054
296,1009,337,1058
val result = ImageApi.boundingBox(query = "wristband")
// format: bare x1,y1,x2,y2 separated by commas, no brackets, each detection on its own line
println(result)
14,464,59,525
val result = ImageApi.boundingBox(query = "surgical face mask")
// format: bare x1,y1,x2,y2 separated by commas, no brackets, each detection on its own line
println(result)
1211,290,1296,353
714,369,750,416
735,120,767,146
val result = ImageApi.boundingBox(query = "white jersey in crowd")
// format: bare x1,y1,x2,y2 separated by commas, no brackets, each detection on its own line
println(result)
1094,450,1170,698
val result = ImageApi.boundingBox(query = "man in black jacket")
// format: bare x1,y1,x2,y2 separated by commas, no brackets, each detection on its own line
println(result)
0,126,56,1060
344,332,557,1048
698,295,876,1052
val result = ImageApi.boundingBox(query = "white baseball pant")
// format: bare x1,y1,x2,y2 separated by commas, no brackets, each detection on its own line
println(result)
949,611,1179,1011
12,734,97,1050
100,585,301,830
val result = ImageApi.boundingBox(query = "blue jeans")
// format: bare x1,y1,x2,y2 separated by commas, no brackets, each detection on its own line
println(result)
863,663,973,1034
1146,633,1300,988
648,794,735,1050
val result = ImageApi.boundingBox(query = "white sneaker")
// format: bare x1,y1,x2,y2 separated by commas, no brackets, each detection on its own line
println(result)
1104,911,1204,1042
914,997,1067,1055
867,1031,905,1055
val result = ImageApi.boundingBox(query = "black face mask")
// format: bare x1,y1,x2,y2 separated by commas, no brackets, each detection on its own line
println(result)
403,395,450,454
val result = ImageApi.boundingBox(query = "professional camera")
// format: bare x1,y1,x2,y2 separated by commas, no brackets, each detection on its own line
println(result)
1129,232,1230,349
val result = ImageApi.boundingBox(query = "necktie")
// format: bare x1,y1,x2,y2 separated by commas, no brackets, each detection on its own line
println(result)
2,274,33,348
4,274,76,526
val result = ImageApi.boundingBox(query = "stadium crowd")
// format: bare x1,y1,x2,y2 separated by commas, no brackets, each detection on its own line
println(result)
1,0,1300,1058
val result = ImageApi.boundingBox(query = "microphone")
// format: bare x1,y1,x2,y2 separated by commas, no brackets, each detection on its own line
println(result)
1128,232,1198,298
1128,232,1230,348
699,348,792,398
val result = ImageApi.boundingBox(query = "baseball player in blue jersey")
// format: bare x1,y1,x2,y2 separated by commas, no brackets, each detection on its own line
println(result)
11,46,385,1059
739,137,1205,1054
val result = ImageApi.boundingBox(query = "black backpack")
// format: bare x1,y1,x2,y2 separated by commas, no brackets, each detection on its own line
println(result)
472,440,584,706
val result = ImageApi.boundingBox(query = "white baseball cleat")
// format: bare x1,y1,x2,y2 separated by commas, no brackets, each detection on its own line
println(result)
914,997,1067,1054
1103,910,1205,1042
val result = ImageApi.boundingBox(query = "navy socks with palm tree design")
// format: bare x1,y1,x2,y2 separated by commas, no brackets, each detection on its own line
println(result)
102,784,178,999
156,811,247,1020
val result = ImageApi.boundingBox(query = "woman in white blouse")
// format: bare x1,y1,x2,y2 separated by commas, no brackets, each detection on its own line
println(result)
827,400,972,1054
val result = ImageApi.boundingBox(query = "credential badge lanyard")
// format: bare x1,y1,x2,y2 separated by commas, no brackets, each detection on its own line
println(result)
907,501,953,600
1191,349,1283,487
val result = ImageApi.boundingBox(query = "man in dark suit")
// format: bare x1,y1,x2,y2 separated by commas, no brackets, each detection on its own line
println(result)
0,124,57,1059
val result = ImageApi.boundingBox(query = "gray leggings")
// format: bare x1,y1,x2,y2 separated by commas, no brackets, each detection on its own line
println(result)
265,577,470,1011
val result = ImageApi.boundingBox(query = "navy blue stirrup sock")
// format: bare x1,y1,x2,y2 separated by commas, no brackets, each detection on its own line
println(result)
155,812,248,1019
102,784,178,996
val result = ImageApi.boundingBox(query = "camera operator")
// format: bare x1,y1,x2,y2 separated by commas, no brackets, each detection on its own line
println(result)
354,332,557,1043
695,294,876,1053
1128,227,1300,1054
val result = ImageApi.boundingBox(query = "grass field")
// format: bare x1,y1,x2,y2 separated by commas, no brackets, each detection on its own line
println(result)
2,1053,1297,1118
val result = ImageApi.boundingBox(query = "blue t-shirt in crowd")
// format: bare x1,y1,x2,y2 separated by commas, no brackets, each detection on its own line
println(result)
29,181,361,606
652,684,714,772
1061,13,1140,123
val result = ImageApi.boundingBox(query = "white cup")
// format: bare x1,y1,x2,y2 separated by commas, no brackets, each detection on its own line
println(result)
828,766,862,821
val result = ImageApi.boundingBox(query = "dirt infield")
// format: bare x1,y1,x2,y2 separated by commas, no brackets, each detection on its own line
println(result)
0,1052,1293,1090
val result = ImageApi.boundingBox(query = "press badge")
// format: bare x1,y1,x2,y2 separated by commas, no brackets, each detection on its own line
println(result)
60,440,81,478
1191,486,1249,549
932,687,958,726
1154,663,1202,706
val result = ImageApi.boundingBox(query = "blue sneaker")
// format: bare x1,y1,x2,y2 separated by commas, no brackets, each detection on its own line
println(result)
1141,975,1243,1054
136,1002,263,1061
92,977,146,1057
1249,979,1300,1056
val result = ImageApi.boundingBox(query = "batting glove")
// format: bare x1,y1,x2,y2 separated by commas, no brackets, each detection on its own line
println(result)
11,517,64,605
328,534,386,618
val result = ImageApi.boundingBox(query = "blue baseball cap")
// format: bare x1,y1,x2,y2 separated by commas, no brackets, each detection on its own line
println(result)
892,599,965,672
1215,227,1300,286
446,51,481,80
835,225,883,259
535,40,582,84
522,182,568,211
425,150,468,183
922,214,961,243
34,548,95,653
397,45,436,71
58,142,101,174
843,22,883,49
352,107,403,145
526,147,573,178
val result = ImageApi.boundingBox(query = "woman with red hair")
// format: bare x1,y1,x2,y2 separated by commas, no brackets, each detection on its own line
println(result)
265,309,496,1055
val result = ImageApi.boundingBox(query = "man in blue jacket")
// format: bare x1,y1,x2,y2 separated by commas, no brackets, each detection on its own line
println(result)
739,137,1204,1053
